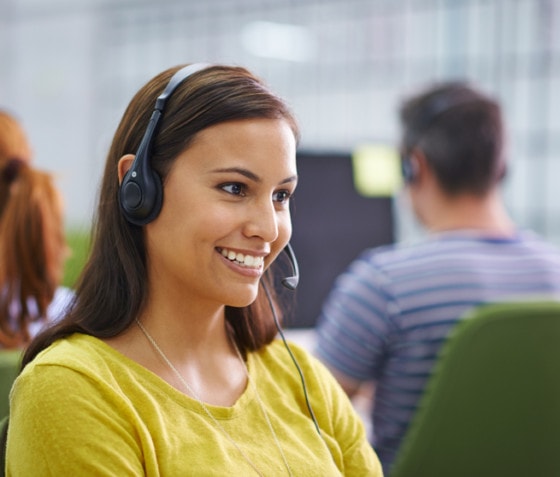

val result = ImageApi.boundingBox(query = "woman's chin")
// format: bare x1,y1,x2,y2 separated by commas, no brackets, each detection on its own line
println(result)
224,286,260,309
227,297,258,309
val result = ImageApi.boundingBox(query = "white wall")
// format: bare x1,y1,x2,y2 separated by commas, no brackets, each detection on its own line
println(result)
1,0,560,244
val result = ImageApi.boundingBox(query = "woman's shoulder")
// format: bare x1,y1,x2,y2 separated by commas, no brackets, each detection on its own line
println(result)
13,333,157,412
21,333,125,383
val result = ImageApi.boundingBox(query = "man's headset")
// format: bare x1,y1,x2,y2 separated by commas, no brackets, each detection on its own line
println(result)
401,92,478,184
118,63,299,290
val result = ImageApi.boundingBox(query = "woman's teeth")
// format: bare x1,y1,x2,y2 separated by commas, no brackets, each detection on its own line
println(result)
220,248,264,268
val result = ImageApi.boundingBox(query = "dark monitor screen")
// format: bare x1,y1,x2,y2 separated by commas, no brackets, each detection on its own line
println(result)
285,150,395,328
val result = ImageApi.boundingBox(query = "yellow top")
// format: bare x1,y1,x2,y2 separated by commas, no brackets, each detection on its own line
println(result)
6,334,382,476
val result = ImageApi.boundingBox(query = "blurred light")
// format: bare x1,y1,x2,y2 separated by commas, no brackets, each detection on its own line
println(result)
352,144,402,197
241,21,315,62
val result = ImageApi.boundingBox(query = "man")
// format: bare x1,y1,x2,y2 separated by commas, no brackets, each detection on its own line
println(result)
314,81,560,474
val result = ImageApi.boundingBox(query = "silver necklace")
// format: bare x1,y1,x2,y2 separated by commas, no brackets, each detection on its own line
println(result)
135,319,293,477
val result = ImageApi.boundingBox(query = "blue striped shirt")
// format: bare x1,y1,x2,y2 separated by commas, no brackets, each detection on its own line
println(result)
314,229,560,473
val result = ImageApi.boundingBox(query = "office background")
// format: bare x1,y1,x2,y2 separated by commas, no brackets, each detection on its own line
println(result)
1,0,559,247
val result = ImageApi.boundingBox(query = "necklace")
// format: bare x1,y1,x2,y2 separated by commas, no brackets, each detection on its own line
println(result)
135,318,293,477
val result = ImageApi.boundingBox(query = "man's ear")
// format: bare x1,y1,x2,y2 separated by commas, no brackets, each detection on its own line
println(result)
117,154,135,185
409,149,430,184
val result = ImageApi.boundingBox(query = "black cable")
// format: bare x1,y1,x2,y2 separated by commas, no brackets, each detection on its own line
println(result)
262,282,322,436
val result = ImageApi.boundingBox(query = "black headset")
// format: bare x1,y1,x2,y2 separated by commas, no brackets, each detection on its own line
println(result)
401,92,478,184
119,63,209,225
118,63,299,289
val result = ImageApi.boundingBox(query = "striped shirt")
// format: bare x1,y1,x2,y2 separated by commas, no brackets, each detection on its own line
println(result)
314,229,560,474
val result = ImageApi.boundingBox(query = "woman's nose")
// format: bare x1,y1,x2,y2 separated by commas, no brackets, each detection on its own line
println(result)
243,198,279,242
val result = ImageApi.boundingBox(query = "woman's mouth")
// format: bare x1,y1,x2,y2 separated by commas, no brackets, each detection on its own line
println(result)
218,248,265,269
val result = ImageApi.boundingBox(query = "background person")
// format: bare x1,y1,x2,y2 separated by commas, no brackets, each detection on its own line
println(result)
6,64,382,476
0,110,73,349
0,160,72,348
314,80,560,474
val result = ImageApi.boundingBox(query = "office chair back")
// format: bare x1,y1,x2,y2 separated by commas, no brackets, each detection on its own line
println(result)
389,300,560,477
0,351,20,419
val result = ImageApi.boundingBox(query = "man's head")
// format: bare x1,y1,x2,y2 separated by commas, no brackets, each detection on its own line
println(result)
399,81,506,198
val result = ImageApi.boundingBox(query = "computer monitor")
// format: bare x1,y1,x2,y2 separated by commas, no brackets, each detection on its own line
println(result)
285,150,395,328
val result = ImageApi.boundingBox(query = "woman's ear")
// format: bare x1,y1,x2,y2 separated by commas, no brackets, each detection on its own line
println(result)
117,154,135,185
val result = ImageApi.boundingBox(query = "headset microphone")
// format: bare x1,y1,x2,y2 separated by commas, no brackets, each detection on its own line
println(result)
281,243,299,290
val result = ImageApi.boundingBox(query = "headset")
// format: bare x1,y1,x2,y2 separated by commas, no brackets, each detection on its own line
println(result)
401,92,478,184
119,63,209,226
117,63,300,288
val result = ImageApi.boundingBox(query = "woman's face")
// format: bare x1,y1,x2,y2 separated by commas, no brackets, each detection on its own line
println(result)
145,118,297,309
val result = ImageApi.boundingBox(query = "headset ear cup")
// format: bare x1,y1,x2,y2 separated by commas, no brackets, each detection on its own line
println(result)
401,156,416,183
118,64,210,226
140,169,164,224
119,168,163,226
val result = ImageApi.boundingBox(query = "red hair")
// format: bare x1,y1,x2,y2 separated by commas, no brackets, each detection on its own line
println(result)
0,161,67,348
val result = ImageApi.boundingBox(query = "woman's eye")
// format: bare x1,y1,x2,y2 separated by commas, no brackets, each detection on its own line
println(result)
274,190,292,204
221,183,246,196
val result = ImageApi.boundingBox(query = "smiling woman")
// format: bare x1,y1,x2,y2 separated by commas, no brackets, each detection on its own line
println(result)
5,64,382,476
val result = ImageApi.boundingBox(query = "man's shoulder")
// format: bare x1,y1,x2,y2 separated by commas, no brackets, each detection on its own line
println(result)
516,229,560,252
358,237,443,268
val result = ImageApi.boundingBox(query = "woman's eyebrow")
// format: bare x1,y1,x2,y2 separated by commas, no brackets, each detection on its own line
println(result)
211,167,260,182
211,167,298,185
280,175,298,185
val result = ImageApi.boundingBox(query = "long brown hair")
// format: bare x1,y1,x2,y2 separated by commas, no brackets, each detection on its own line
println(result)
22,64,299,366
0,161,67,348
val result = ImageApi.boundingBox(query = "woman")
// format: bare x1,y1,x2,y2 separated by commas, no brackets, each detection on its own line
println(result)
6,64,382,475
0,150,72,348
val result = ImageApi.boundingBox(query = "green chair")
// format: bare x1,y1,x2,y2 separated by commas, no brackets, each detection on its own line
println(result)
0,351,20,420
0,351,21,477
389,300,560,477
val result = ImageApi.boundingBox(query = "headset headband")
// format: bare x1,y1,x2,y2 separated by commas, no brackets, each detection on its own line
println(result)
119,63,211,226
